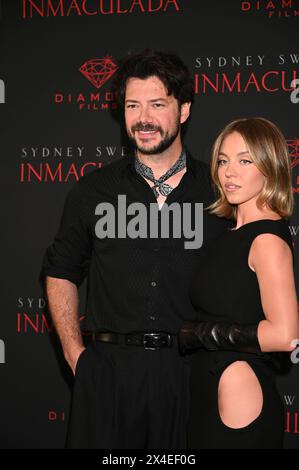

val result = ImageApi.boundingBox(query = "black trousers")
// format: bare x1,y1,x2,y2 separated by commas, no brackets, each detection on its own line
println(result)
66,340,191,449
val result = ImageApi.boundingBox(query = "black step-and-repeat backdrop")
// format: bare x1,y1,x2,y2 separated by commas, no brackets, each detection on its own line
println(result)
0,0,298,449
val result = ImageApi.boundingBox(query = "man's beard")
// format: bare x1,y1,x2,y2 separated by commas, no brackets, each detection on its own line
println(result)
127,118,180,155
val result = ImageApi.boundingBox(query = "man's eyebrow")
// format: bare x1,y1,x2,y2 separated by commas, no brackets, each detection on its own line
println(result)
125,98,168,103
148,98,168,102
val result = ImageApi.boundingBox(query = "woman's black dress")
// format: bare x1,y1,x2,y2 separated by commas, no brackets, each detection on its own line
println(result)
188,219,293,449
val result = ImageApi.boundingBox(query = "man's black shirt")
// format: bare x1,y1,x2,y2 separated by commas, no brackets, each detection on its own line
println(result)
41,151,229,333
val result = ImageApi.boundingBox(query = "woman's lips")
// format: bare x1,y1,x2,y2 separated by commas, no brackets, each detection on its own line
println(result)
224,183,241,192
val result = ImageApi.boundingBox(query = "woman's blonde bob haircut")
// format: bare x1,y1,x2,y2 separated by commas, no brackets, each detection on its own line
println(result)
208,117,294,220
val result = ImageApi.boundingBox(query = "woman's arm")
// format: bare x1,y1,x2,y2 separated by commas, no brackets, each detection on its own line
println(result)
178,234,299,355
249,233,299,352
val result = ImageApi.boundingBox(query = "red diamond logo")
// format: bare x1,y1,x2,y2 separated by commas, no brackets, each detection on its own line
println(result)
79,57,118,89
287,139,299,168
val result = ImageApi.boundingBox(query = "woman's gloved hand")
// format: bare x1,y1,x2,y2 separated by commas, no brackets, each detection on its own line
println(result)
178,321,262,355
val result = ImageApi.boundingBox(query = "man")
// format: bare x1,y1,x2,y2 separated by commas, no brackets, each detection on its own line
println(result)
40,49,228,449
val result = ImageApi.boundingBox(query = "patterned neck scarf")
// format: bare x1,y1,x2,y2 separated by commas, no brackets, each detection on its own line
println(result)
134,149,186,199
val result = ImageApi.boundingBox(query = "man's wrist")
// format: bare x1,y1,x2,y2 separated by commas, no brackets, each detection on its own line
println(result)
64,346,85,373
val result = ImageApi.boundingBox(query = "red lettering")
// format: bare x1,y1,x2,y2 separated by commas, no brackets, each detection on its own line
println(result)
244,72,261,92
129,0,145,13
164,0,179,11
222,73,241,93
45,163,62,182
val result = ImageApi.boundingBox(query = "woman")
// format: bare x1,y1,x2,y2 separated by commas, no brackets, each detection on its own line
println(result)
179,117,299,449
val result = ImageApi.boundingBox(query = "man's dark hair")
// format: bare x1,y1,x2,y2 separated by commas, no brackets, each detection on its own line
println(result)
112,49,194,107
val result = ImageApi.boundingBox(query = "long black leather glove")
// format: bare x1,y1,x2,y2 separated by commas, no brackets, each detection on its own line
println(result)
178,321,262,355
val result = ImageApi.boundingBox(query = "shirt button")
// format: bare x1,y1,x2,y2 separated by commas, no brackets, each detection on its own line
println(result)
151,281,157,287
149,316,156,321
